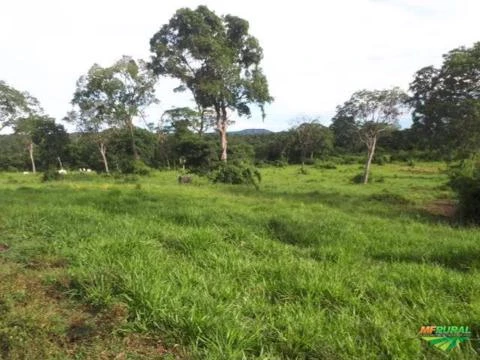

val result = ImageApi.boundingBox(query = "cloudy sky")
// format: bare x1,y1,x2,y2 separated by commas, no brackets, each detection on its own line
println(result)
0,0,478,132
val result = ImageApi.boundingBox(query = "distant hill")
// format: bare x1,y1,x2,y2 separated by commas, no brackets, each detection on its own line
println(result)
228,128,273,136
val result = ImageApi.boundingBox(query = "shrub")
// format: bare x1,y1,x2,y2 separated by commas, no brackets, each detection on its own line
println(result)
132,160,151,176
42,168,64,182
448,159,480,224
352,172,382,184
374,155,390,166
298,167,308,175
351,173,365,184
118,159,151,176
209,163,261,189
374,157,385,166
272,159,288,168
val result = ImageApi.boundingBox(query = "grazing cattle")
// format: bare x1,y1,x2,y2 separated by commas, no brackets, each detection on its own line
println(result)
178,175,192,184
58,169,67,175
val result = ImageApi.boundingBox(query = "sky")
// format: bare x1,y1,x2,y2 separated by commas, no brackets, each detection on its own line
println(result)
0,0,479,132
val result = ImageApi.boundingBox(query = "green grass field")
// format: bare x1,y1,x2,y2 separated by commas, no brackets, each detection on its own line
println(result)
0,163,479,359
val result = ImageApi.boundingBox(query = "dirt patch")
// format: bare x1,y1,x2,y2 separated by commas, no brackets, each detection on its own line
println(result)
0,243,9,252
0,260,184,359
424,199,457,218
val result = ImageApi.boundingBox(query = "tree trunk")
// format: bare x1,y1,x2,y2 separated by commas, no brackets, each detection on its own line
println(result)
28,142,36,173
198,108,205,137
99,142,109,173
216,105,228,162
219,126,227,162
363,136,377,184
127,119,139,160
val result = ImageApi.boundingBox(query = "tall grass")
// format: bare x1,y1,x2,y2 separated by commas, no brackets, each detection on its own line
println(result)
0,164,478,359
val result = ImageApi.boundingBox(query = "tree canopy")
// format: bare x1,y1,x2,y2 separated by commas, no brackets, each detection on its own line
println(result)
410,42,480,155
0,81,42,130
72,56,158,160
149,5,272,161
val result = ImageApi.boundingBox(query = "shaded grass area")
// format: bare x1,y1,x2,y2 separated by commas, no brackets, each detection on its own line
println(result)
0,163,479,359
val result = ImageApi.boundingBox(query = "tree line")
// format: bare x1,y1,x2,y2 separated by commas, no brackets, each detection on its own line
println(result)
0,5,479,184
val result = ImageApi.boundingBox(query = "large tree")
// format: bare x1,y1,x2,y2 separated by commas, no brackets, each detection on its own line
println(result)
149,5,272,162
0,81,42,131
72,56,157,163
409,42,480,155
335,88,408,183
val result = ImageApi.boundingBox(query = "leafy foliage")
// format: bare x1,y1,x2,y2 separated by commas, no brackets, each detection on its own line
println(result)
209,162,261,188
334,88,409,183
0,81,42,130
41,168,63,182
448,158,480,223
149,5,272,161
72,56,158,162
291,119,333,164
409,42,480,155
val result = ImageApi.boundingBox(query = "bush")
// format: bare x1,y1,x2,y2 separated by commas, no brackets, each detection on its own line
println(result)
448,159,480,224
374,155,390,166
272,159,288,168
351,172,382,184
298,167,308,175
351,173,365,184
132,160,151,176
209,163,261,189
42,168,63,182
303,158,316,166
118,159,151,176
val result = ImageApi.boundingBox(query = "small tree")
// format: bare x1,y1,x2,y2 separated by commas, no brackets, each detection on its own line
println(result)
15,117,69,170
335,88,408,183
14,115,51,173
291,117,333,167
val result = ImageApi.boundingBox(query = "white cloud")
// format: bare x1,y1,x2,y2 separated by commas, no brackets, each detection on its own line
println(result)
0,0,478,132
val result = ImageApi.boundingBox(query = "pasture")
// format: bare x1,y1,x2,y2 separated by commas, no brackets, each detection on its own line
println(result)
0,163,479,359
